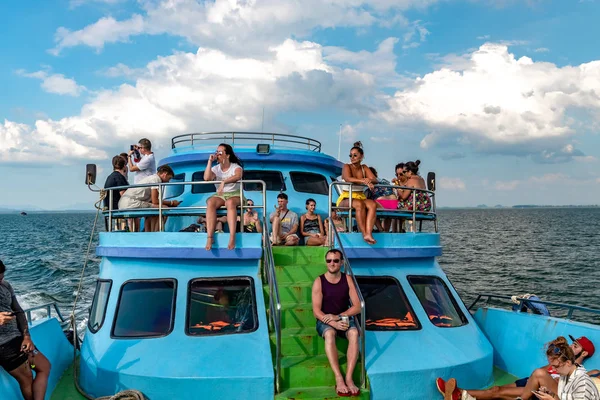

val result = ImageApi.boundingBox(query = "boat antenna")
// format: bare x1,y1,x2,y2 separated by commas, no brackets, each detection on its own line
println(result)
337,124,342,161
262,106,265,133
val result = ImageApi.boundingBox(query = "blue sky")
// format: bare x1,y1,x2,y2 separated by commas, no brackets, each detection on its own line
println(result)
1,0,600,209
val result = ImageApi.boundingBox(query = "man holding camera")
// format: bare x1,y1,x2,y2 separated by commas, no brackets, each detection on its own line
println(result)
127,138,156,184
0,260,51,400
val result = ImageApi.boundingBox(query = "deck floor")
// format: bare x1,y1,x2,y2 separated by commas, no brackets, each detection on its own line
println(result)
51,364,519,399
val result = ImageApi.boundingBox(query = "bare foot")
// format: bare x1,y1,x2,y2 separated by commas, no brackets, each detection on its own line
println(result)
205,236,214,251
345,377,359,396
444,378,456,400
227,235,235,250
363,235,376,245
335,376,349,396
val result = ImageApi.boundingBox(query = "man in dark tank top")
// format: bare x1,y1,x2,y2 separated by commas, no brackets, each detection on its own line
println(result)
311,249,362,397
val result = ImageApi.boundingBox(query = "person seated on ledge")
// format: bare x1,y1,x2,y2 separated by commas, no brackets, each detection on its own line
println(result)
301,198,327,246
118,165,181,232
203,143,244,251
336,141,378,244
436,335,596,400
324,209,347,240
242,199,262,233
0,259,51,400
270,193,299,246
396,160,431,213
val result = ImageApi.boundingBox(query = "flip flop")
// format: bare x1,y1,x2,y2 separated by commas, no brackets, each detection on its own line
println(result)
350,387,361,397
436,378,446,396
336,385,351,397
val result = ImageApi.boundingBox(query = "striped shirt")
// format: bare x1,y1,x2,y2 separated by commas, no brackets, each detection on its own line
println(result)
557,366,600,400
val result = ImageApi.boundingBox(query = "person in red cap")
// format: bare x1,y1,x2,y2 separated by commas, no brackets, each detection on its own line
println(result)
436,335,597,400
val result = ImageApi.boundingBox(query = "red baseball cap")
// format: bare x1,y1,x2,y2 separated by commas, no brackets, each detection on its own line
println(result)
569,335,595,358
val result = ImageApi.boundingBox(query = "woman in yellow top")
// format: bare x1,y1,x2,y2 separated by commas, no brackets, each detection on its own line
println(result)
336,141,378,244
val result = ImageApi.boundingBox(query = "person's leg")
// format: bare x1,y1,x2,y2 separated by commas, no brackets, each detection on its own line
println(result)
323,329,348,395
31,352,51,400
224,197,241,250
284,234,299,246
8,362,34,400
206,196,225,250
345,327,360,395
363,199,378,244
463,368,556,400
271,216,281,245
350,200,367,235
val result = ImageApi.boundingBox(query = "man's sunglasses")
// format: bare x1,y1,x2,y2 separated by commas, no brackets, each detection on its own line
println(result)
326,258,341,263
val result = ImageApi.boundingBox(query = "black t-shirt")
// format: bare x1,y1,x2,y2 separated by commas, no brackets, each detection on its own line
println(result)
104,171,129,210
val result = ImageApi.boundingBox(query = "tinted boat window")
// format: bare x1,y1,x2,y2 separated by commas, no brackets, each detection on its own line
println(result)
112,280,176,338
164,173,185,198
187,277,258,336
356,276,420,331
88,280,112,334
290,172,328,195
408,276,468,328
191,171,214,194
243,170,285,192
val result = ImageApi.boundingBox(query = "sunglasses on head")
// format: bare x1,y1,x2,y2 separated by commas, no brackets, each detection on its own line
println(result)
326,258,341,263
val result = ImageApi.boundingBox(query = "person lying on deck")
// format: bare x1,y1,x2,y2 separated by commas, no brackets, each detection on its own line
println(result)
436,335,596,400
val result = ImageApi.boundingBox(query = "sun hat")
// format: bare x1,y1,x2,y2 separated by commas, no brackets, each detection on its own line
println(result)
569,335,595,358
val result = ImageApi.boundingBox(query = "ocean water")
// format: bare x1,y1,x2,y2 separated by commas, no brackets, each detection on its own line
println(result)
0,208,599,327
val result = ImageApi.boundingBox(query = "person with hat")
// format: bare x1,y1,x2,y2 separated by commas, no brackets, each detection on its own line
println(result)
435,335,596,400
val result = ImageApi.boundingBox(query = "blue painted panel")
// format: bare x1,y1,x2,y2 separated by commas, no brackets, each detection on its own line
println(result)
474,307,600,379
78,258,274,400
338,233,442,259
0,318,74,400
349,259,493,400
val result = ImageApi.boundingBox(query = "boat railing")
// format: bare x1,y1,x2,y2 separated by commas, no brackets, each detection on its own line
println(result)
262,215,282,393
328,219,367,389
21,302,72,329
171,131,322,152
104,179,267,232
468,293,600,324
328,182,438,234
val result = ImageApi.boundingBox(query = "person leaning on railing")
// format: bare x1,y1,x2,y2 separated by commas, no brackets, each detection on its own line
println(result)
118,165,181,232
396,160,431,212
203,143,244,251
103,155,129,212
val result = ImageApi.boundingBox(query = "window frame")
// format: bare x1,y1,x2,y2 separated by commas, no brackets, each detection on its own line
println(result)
164,173,186,199
355,275,422,331
289,171,329,195
185,276,259,337
111,278,178,339
88,279,113,334
191,171,215,194
407,275,468,328
242,170,286,192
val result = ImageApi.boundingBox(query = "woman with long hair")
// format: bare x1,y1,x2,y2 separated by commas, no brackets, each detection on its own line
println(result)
336,141,378,244
203,143,244,250
300,198,327,246
397,160,431,212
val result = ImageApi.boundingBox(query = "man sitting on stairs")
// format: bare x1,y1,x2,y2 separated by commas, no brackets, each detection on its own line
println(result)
311,249,362,397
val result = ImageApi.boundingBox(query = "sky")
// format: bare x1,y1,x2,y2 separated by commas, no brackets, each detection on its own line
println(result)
1,0,600,209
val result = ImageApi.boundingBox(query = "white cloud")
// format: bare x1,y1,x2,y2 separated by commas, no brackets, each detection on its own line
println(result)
534,47,549,53
439,177,466,190
477,35,490,40
50,0,438,55
402,20,429,49
494,180,521,190
16,69,85,96
371,43,600,161
494,173,568,190
370,136,393,143
101,63,145,79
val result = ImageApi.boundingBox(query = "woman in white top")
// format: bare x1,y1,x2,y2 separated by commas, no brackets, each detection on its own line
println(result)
203,143,244,250
534,340,600,400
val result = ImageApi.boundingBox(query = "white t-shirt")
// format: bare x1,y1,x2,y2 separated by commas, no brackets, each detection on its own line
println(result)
133,153,156,184
557,366,600,400
211,163,242,193
121,175,162,203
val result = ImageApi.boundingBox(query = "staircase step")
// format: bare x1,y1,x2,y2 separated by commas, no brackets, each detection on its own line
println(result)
272,247,328,267
264,282,314,305
275,386,370,400
271,328,349,357
280,355,362,388
275,264,324,284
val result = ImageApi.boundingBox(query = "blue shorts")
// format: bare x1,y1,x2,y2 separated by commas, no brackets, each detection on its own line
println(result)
316,318,357,338
515,377,528,387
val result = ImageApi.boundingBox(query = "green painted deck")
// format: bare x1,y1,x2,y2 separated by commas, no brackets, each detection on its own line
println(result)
51,364,86,400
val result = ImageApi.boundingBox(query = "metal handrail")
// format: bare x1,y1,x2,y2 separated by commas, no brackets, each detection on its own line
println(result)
22,302,66,323
105,179,267,232
328,182,437,233
262,215,282,393
468,293,600,321
328,220,367,389
171,131,322,152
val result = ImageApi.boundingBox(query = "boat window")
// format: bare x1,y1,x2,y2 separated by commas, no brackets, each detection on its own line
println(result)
356,276,420,331
164,173,185,199
88,280,112,334
112,279,177,338
290,172,328,195
191,171,215,194
186,277,258,336
408,276,468,328
243,170,286,192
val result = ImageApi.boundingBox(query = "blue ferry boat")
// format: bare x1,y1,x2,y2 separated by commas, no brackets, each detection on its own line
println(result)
1,131,599,400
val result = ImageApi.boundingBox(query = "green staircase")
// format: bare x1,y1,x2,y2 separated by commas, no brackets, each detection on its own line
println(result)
266,247,369,399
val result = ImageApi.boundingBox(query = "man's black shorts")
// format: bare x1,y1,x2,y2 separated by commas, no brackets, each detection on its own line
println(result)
0,336,27,372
